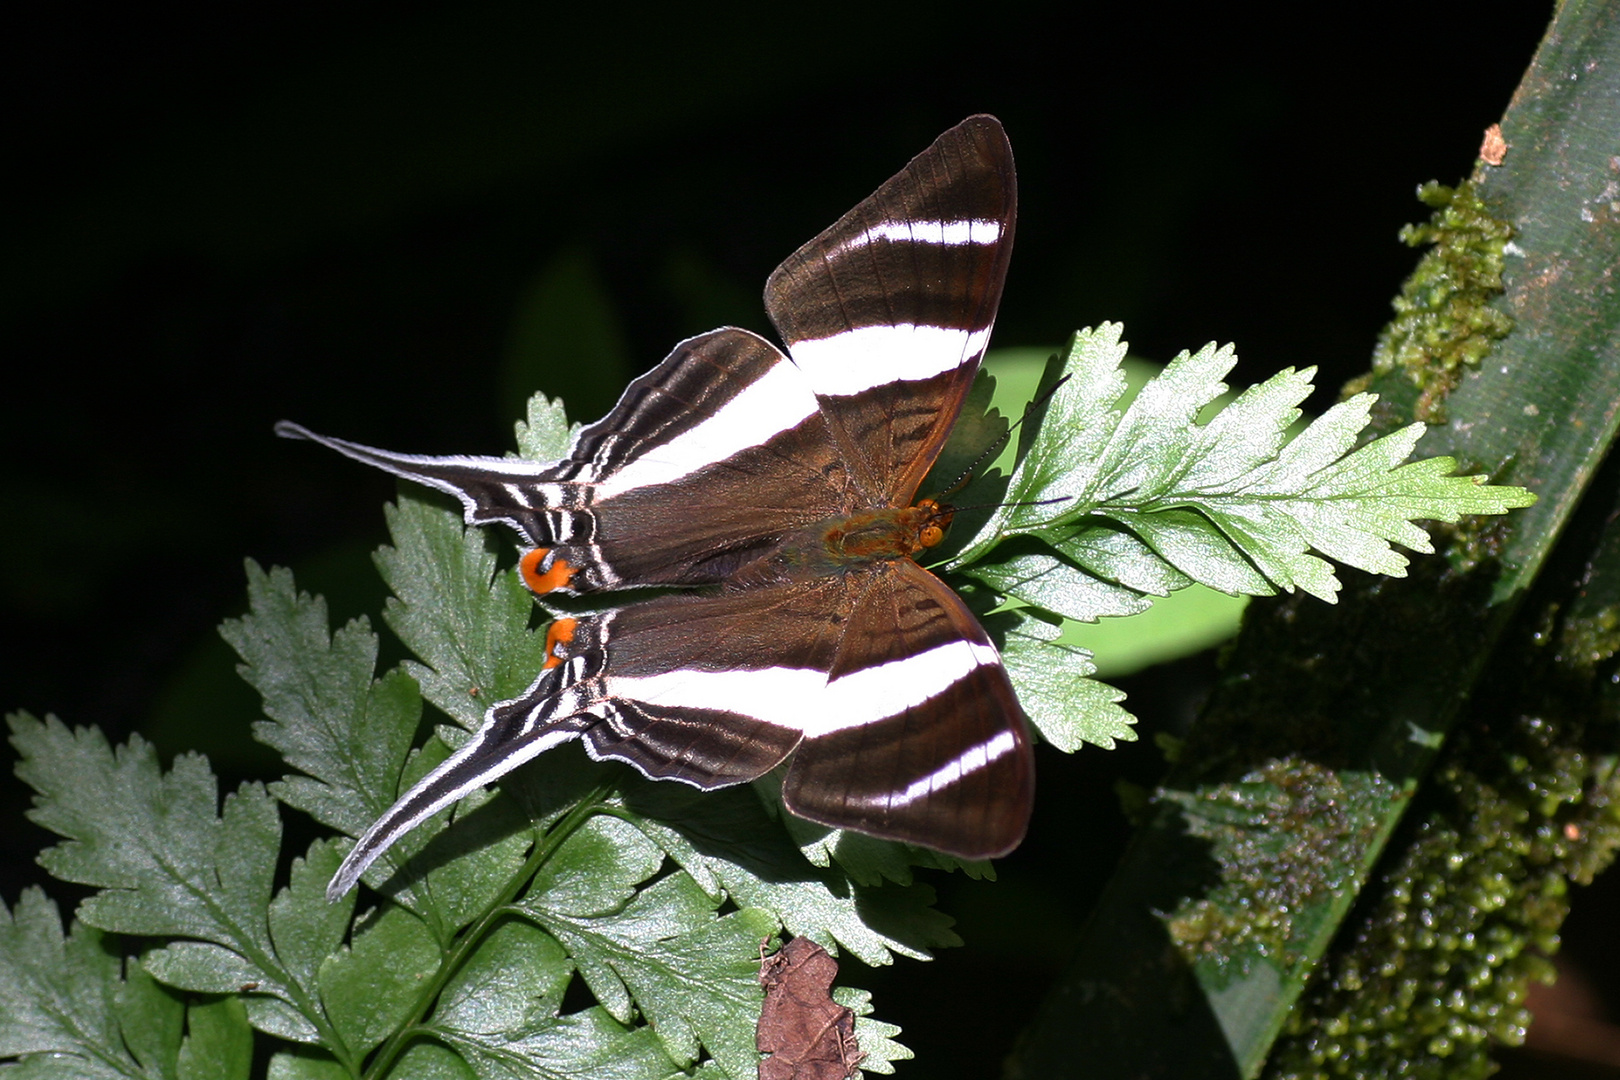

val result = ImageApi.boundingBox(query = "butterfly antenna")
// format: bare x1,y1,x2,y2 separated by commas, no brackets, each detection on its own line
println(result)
943,494,1071,517
936,373,1073,498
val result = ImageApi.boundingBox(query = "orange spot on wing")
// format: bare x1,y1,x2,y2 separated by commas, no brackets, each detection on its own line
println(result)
520,547,576,595
543,617,578,669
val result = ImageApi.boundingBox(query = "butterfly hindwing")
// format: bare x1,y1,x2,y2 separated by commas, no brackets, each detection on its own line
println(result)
556,329,853,590
281,327,852,595
324,579,835,898
328,563,1030,897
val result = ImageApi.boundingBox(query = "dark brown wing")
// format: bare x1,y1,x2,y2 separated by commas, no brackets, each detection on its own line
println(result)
765,115,1017,507
281,328,856,594
781,559,1033,858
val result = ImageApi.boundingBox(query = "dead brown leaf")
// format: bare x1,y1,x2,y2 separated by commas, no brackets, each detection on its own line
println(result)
757,937,864,1080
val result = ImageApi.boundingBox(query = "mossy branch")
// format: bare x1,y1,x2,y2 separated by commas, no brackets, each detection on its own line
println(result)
1007,2,1620,1076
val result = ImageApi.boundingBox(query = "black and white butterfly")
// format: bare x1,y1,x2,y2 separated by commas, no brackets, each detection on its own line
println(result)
280,115,1032,899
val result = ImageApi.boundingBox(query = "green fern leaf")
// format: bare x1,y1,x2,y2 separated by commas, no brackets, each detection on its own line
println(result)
0,887,180,1079
515,817,772,1079
955,325,1534,605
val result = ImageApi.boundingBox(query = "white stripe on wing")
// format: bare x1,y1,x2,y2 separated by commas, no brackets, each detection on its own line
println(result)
888,729,1020,806
604,637,998,736
789,323,992,396
838,217,1004,251
591,358,820,499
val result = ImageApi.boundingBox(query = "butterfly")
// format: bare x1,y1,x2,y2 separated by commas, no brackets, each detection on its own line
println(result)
279,115,1032,899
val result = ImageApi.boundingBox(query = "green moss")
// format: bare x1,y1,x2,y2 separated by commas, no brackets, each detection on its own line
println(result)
1165,760,1395,969
1262,602,1620,1080
1561,606,1620,670
1441,514,1515,580
1345,181,1514,423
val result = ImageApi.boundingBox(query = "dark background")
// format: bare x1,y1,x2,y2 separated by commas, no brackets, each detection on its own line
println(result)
6,2,1603,1075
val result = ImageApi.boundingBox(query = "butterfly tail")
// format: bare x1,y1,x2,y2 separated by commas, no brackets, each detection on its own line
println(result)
325,704,583,901
276,420,571,543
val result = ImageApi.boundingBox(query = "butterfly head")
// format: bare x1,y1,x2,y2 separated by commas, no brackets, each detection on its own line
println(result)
912,497,956,550
805,498,958,570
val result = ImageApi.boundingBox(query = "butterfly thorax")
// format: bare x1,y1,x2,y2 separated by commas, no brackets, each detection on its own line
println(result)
725,498,953,589
822,498,953,562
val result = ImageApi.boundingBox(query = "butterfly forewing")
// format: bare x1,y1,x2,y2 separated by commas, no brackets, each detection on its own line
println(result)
766,115,1017,506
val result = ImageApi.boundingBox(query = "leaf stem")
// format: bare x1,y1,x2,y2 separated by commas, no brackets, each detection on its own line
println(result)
359,779,617,1080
